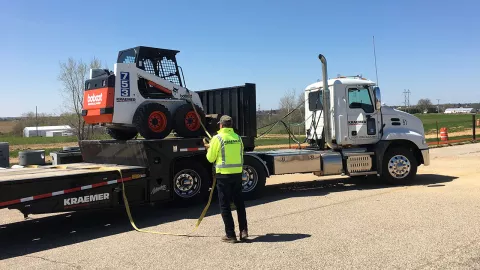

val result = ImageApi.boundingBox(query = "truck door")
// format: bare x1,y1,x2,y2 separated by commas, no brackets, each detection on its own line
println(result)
346,86,380,144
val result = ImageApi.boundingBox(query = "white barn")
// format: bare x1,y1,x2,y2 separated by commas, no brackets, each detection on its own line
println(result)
444,108,476,114
23,125,73,137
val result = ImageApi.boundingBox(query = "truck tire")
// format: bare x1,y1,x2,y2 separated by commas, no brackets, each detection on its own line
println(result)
381,147,418,185
172,160,211,202
173,104,206,138
106,128,137,140
133,103,172,140
242,156,267,200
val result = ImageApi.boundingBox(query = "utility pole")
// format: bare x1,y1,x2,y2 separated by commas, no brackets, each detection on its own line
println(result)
403,89,411,108
36,106,38,137
436,99,440,113
407,89,411,107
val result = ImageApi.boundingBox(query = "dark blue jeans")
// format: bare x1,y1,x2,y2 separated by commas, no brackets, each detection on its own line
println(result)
216,173,248,237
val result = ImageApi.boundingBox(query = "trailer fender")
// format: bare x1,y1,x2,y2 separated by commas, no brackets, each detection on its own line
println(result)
244,153,270,177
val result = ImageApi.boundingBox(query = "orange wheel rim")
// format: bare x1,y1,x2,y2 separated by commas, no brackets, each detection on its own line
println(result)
185,111,201,131
148,111,167,132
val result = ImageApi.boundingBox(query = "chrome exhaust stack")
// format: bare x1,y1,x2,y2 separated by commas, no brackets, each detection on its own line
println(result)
318,54,338,150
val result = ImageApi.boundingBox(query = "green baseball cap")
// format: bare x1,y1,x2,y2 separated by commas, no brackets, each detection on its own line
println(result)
218,115,232,125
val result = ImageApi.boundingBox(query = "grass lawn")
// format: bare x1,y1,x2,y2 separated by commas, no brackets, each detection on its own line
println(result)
0,135,79,145
0,134,111,146
416,113,476,134
255,136,306,146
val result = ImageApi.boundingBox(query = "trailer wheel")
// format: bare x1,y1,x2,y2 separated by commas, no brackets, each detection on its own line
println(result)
242,156,267,200
173,104,206,138
381,147,418,185
106,127,137,140
173,161,210,202
133,103,172,140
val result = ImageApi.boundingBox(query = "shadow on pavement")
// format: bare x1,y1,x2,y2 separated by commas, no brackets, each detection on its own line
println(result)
0,173,456,260
248,233,311,243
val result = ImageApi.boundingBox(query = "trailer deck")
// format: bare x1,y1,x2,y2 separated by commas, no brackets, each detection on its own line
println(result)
0,163,145,183
0,163,147,215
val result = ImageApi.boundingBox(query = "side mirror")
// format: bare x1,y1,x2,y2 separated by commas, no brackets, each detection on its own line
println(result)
374,87,381,110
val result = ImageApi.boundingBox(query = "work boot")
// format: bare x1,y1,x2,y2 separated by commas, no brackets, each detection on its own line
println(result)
221,235,238,243
239,230,249,241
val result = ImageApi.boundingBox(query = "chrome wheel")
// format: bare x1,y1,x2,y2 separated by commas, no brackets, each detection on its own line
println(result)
242,165,258,193
173,169,201,198
388,155,411,179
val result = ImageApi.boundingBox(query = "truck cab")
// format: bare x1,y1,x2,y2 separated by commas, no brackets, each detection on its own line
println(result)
304,56,429,184
305,76,428,150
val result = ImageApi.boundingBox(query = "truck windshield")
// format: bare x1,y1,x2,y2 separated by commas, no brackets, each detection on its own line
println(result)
348,87,374,113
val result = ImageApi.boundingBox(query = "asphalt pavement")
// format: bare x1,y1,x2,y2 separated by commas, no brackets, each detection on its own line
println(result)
1,143,480,269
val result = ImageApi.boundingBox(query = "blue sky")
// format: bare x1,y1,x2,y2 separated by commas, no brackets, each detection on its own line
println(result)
1,0,479,117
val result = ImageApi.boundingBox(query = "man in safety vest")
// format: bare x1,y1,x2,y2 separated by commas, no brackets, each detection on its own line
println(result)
205,115,248,243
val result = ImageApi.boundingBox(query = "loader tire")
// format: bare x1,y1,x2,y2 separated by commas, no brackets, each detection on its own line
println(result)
106,128,137,140
133,103,172,140
173,104,206,138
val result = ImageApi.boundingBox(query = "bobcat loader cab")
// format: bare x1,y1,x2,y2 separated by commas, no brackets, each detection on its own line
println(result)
304,55,430,183
82,46,206,140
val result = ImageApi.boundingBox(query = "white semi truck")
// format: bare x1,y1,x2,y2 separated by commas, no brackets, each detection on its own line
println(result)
302,54,430,184
0,52,429,219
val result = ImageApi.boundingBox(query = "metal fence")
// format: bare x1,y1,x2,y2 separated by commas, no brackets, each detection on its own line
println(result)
256,114,479,147
426,114,478,145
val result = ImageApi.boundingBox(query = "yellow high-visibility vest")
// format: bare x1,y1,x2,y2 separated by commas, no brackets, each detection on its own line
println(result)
206,128,244,174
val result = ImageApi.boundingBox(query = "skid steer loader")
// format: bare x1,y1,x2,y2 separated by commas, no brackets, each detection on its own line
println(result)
82,46,214,140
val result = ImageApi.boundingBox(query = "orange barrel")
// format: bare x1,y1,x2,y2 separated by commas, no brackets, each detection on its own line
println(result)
440,127,449,141
476,118,480,127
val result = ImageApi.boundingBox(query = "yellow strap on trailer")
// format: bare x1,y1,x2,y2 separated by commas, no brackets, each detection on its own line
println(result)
103,99,216,236
111,166,216,236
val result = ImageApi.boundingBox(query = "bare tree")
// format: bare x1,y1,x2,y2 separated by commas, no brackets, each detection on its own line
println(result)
296,92,305,123
279,89,305,123
58,57,102,140
279,89,296,116
417,98,433,113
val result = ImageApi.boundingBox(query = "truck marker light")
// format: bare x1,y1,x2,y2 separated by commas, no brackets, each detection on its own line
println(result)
179,147,205,152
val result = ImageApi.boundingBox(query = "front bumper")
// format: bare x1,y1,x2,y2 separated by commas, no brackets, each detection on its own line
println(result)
421,149,430,166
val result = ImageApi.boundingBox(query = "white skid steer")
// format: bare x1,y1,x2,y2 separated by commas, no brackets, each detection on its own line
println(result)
82,46,210,140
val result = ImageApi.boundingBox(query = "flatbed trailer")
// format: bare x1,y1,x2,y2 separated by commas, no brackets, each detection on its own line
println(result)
0,138,272,217
0,162,146,217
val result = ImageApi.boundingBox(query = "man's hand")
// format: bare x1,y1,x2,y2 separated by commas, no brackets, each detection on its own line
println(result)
203,138,210,149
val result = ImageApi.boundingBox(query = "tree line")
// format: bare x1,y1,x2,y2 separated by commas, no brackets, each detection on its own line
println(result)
398,98,480,114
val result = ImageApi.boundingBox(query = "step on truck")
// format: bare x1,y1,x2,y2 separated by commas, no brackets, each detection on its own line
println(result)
0,50,429,219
